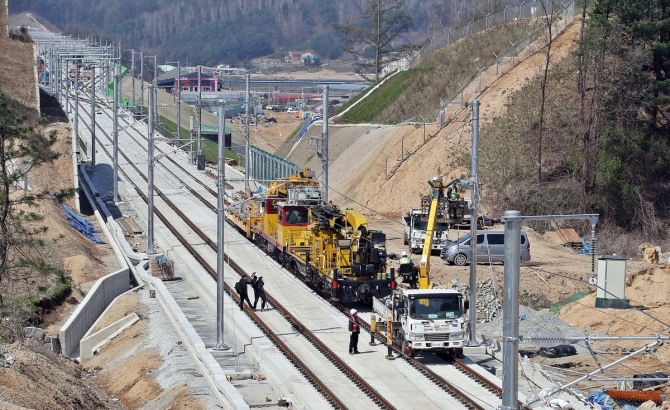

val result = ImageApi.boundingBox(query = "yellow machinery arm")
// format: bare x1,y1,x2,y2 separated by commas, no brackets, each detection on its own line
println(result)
417,176,461,289
418,194,438,289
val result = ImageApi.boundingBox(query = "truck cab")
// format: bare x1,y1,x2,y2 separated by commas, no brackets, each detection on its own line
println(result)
374,288,468,357
403,208,451,254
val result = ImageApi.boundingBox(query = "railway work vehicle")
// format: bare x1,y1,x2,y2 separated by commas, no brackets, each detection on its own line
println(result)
227,169,394,304
375,176,469,357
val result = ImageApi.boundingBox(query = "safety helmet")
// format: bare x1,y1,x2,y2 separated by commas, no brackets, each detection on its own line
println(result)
401,251,407,257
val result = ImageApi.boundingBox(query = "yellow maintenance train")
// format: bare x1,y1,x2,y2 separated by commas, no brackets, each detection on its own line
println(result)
227,169,394,304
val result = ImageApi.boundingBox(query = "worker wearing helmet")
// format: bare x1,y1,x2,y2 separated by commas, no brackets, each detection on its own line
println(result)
399,251,411,266
398,250,416,287
348,309,360,354
428,176,441,198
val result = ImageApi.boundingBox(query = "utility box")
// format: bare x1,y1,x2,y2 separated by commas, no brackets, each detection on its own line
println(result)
595,255,629,308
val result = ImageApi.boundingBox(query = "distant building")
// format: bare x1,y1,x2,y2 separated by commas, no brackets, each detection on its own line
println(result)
174,70,218,92
284,51,304,64
215,65,242,75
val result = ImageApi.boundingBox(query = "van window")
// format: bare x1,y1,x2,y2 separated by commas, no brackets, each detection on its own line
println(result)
488,234,504,245
521,235,526,244
476,234,484,244
457,234,471,244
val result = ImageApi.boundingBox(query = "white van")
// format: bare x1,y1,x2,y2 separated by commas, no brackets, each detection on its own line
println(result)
440,231,531,266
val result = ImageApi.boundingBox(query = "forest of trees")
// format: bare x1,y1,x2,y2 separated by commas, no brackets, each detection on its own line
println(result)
9,0,517,66
476,0,670,237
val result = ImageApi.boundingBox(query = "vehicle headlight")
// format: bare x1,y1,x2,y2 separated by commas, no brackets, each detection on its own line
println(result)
408,333,424,341
449,332,464,340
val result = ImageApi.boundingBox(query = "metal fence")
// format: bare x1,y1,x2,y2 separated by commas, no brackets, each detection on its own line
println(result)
441,0,575,124
385,1,577,181
249,146,300,187
410,0,576,68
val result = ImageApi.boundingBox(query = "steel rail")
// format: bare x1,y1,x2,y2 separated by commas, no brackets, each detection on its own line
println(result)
76,101,394,409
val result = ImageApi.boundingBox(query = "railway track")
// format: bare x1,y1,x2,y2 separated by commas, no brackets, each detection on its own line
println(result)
70,86,504,409
72,91,397,409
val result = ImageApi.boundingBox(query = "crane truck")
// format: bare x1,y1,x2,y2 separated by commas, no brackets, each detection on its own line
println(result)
373,176,470,357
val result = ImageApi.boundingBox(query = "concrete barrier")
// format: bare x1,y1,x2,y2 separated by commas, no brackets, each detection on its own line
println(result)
59,267,130,357
80,313,140,361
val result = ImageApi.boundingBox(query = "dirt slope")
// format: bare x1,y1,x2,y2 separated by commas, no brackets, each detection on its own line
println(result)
279,18,670,398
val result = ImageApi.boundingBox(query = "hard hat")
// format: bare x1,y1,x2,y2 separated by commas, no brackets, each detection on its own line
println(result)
432,176,440,182
350,309,357,315
401,251,407,257
252,272,257,277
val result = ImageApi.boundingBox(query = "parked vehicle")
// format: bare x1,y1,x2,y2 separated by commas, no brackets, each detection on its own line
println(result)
440,231,531,266
402,208,451,254
401,178,466,254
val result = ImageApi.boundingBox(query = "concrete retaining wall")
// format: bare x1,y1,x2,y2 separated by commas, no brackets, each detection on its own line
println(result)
58,164,135,358
72,146,246,406
80,313,140,360
59,267,130,357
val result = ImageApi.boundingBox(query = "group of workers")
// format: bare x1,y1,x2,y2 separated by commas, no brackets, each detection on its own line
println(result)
230,178,461,357
234,273,363,355
235,272,268,311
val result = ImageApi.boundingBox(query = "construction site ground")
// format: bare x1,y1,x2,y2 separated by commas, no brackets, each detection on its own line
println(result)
2,8,670,409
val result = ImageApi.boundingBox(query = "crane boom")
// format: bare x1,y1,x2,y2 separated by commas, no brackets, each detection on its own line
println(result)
418,193,439,289
418,177,463,289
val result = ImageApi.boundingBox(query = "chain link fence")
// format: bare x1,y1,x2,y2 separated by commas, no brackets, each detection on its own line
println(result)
410,0,576,68
435,0,576,130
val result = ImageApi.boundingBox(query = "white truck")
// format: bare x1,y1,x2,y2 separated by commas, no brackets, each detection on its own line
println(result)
373,288,468,357
378,176,470,358
402,208,451,254
402,196,485,254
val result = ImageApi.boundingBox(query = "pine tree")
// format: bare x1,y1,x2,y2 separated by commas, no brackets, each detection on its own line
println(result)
0,93,70,340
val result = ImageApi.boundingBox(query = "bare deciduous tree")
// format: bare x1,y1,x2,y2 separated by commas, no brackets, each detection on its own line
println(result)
334,0,416,82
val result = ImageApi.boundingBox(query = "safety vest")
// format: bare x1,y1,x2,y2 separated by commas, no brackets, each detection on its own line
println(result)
399,257,411,265
449,187,459,200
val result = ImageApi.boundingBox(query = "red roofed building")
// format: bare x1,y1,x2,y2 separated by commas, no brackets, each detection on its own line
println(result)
174,70,218,92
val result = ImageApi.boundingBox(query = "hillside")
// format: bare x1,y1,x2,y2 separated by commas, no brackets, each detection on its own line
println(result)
327,16,670,399
317,1,670,248
3,1,670,407
9,0,518,67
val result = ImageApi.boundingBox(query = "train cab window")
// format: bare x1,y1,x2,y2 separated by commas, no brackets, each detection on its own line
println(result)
265,198,278,214
282,207,308,225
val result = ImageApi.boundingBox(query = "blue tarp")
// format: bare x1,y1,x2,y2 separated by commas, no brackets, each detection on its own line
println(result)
155,255,171,267
578,236,591,254
586,390,614,410
62,204,105,244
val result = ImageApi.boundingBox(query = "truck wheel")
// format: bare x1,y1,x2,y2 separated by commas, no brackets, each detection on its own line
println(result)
454,253,468,266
